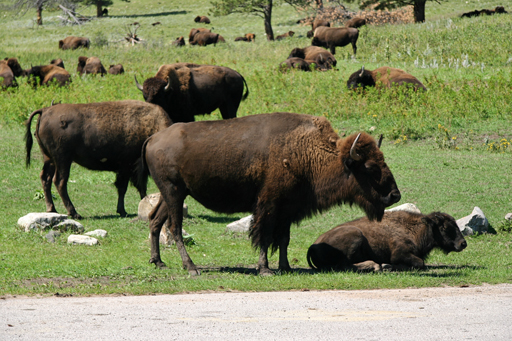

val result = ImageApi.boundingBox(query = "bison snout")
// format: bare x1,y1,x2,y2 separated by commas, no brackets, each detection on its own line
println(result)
381,190,401,207
456,239,467,252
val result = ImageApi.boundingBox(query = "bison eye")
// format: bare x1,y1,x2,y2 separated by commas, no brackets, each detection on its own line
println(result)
364,161,381,178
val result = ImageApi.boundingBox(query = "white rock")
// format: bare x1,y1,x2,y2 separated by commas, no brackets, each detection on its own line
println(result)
226,215,253,233
55,219,84,233
18,212,68,232
456,206,489,236
505,213,512,221
85,229,108,238
67,234,98,246
385,203,421,214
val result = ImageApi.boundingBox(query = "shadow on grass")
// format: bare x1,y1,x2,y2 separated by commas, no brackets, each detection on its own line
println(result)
88,213,138,220
198,266,316,276
194,214,242,224
108,11,188,19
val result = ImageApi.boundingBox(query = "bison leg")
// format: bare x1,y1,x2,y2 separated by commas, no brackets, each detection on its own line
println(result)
114,171,130,217
257,247,273,276
149,196,169,269
390,254,426,270
352,260,382,272
218,101,239,120
329,45,336,55
53,160,81,219
351,42,357,56
278,223,292,273
40,155,57,213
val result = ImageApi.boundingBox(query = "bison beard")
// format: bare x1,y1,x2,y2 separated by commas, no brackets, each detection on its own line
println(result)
140,113,400,275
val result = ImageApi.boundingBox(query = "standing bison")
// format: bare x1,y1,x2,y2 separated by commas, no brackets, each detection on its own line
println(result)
139,113,401,275
25,100,172,219
0,57,23,88
58,36,90,50
347,66,427,91
307,18,330,38
312,26,359,55
288,46,337,70
345,17,366,29
26,64,71,87
135,63,249,122
307,211,467,272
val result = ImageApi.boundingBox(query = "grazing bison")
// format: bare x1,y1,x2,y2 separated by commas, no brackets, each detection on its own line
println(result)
0,58,23,88
279,57,314,72
190,31,224,46
347,66,427,91
139,113,401,275
276,31,295,40
345,17,366,29
108,64,124,75
172,36,185,47
289,46,337,70
26,64,71,87
307,211,467,272
312,26,359,55
25,100,172,219
307,18,331,38
135,63,249,122
188,28,210,43
78,56,107,76
50,58,65,69
58,36,90,50
194,15,211,24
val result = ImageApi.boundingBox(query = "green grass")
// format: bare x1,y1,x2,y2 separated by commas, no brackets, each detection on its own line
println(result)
0,0,511,296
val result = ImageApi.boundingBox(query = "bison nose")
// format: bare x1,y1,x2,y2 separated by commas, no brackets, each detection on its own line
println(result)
390,191,401,204
459,240,467,250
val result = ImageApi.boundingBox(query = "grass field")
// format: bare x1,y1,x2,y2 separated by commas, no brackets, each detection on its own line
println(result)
0,0,511,296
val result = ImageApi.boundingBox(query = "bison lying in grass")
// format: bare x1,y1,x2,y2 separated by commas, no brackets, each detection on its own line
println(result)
347,66,427,91
0,57,23,88
307,211,467,272
26,64,71,88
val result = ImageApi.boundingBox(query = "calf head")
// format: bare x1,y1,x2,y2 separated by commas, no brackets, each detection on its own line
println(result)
5,58,23,77
423,212,467,253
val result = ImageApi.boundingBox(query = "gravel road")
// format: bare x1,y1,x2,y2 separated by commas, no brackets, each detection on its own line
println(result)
1,284,511,340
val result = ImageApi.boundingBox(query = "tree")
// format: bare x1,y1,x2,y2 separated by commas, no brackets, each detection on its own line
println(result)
349,0,435,23
80,0,130,18
210,0,313,41
13,0,69,25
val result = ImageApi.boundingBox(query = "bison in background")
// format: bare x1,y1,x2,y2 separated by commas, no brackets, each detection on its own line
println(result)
461,6,507,17
279,57,314,72
50,58,65,69
26,64,71,87
0,57,23,88
312,26,359,55
59,36,90,50
25,100,173,219
108,64,124,75
194,15,211,24
307,211,467,272
307,18,330,38
77,56,107,76
276,31,295,40
347,66,427,91
188,28,210,43
288,46,337,70
235,33,256,42
190,31,225,46
140,113,401,275
135,63,249,122
172,36,185,46
345,17,366,29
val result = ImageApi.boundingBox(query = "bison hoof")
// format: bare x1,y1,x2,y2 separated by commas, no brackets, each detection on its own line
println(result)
70,212,83,220
118,210,128,217
150,258,168,269
258,268,274,276
188,269,201,276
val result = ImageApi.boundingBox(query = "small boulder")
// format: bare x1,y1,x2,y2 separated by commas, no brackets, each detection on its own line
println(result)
68,234,98,246
18,213,83,232
505,213,512,221
457,206,489,235
385,203,421,214
45,230,61,243
226,215,253,233
85,229,108,238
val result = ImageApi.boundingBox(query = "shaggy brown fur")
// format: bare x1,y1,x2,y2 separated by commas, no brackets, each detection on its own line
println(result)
312,26,359,55
307,211,467,271
235,33,256,42
0,58,23,87
345,17,366,28
307,18,331,38
82,57,107,76
347,66,427,91
135,63,249,122
276,31,295,41
194,15,211,24
26,65,71,87
25,100,172,219
190,31,223,46
279,57,314,72
188,28,210,43
59,36,90,50
50,58,64,69
288,46,337,70
172,36,185,46
76,56,88,74
108,64,124,75
139,113,401,275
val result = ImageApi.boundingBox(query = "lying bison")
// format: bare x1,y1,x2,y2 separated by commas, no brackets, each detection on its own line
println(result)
279,57,314,72
234,33,256,42
288,46,337,70
188,28,210,43
172,36,185,47
312,26,359,55
50,58,65,69
25,100,172,219
276,31,295,41
135,63,249,122
0,57,23,88
139,113,401,275
307,211,467,272
347,66,427,91
77,56,107,76
26,64,71,87
108,64,124,75
59,36,90,50
190,31,225,46
194,15,211,24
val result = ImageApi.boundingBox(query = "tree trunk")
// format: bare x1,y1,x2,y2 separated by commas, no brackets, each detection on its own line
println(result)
264,0,274,41
96,2,103,17
413,0,426,23
37,4,43,25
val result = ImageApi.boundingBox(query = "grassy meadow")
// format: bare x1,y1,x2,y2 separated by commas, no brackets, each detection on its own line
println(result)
0,0,511,296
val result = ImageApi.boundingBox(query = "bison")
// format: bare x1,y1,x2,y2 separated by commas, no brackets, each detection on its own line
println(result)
345,17,366,29
234,33,256,42
58,36,90,50
172,36,185,47
276,31,295,41
0,58,23,88
279,57,314,72
312,26,359,55
26,64,71,87
190,31,224,46
77,56,107,76
25,100,172,219
347,66,427,91
135,63,249,122
50,58,65,69
307,211,467,272
139,112,401,275
194,15,211,24
188,28,210,43
288,46,337,70
307,18,330,38
108,64,124,75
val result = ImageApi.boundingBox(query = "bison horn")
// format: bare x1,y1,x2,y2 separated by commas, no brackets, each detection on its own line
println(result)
377,134,383,148
359,66,365,77
134,75,143,91
349,133,362,161
164,77,172,92
51,99,55,106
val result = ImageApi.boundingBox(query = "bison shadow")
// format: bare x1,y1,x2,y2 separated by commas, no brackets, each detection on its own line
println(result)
198,266,316,276
194,214,242,224
108,10,187,19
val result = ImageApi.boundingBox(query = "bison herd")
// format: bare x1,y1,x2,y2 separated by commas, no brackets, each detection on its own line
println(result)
12,9,486,276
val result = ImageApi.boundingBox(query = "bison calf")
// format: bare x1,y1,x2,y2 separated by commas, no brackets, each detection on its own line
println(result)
307,211,467,272
108,64,125,75
276,31,295,41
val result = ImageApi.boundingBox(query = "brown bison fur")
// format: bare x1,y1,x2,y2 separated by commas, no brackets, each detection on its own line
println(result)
307,211,467,272
152,21,161,26
80,57,107,76
108,64,125,75
217,35,226,43
172,36,185,47
279,57,313,72
347,66,427,91
0,58,23,87
25,100,172,219
312,26,359,55
307,18,330,38
288,46,337,70
139,113,401,275
190,31,223,46
135,63,249,122
50,58,65,69
76,56,88,74
276,31,295,41
188,27,210,43
345,17,366,29
234,36,249,42
194,15,211,24
58,36,90,50
26,65,71,87
235,33,256,42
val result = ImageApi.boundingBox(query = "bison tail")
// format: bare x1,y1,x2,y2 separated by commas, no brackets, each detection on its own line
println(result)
24,109,43,168
306,245,319,270
136,137,152,192
241,74,249,101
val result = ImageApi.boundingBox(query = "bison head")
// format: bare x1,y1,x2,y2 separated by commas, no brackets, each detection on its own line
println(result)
25,65,44,87
135,76,173,113
422,212,467,253
347,66,375,90
6,58,23,77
